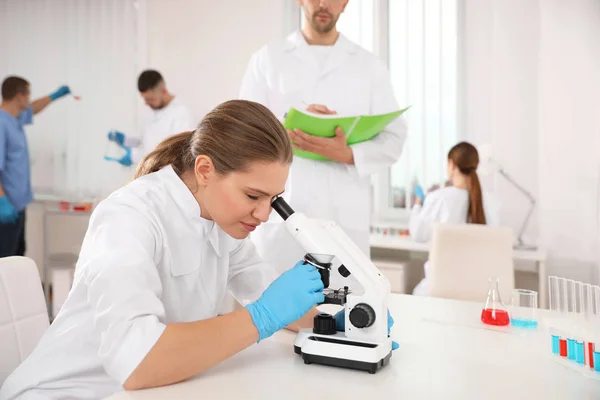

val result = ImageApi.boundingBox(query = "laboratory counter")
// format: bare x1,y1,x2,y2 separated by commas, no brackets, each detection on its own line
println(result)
105,294,599,400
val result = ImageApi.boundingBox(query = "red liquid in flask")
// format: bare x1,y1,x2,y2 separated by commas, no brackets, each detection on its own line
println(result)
481,278,510,326
589,343,595,368
481,308,510,326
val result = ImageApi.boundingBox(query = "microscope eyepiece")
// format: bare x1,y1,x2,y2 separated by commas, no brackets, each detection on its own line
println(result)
271,196,295,220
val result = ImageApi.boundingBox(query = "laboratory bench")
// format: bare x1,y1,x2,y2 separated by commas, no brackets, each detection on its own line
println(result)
105,294,598,400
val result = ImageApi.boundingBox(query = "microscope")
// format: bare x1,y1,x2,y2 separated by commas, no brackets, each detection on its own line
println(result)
271,197,393,374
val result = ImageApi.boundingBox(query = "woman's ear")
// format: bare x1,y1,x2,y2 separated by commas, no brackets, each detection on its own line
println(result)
194,155,214,186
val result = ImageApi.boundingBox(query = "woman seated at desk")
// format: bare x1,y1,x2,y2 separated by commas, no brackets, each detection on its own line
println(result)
409,142,500,295
0,100,327,399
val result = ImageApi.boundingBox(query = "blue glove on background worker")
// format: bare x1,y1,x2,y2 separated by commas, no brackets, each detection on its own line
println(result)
49,85,71,101
414,185,426,204
0,196,19,223
246,261,324,342
105,131,133,166
107,131,126,146
334,308,399,350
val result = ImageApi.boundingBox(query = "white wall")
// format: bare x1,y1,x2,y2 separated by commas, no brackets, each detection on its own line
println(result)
463,0,600,283
462,0,540,242
538,0,600,281
143,0,287,123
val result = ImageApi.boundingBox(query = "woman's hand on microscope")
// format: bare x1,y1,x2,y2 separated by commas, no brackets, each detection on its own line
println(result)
246,261,324,342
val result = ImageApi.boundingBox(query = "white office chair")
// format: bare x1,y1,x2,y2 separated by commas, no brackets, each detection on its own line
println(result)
429,223,515,303
0,257,49,384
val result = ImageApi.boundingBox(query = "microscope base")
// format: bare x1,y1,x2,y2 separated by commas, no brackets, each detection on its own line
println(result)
293,329,392,374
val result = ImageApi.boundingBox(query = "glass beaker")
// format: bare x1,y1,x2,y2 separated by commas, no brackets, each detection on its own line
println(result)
510,289,538,328
481,278,510,326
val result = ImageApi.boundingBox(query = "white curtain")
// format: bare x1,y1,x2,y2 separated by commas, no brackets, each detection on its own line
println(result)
388,0,458,208
0,0,144,200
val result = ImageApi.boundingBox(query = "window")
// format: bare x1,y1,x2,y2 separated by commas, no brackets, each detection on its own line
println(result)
291,0,459,223
384,0,459,216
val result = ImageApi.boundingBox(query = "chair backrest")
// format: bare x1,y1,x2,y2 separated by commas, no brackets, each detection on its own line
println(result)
0,257,49,384
429,223,515,303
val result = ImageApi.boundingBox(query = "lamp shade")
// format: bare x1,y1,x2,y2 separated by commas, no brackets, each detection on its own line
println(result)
477,143,500,176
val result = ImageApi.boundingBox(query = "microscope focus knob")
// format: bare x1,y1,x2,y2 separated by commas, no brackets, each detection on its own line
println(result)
313,313,337,335
349,303,375,329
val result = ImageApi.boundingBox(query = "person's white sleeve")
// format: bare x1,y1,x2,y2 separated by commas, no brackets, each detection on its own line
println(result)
123,136,141,148
408,195,444,243
82,202,167,385
239,49,269,106
349,59,408,177
124,135,143,164
227,239,278,306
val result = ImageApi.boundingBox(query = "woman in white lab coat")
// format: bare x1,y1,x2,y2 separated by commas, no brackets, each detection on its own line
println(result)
410,142,500,295
0,100,325,399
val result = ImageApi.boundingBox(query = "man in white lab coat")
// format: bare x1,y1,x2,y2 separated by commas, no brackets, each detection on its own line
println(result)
107,70,195,166
239,0,407,278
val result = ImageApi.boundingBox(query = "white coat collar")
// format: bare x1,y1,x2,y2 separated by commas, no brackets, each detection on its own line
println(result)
284,31,358,77
159,165,221,256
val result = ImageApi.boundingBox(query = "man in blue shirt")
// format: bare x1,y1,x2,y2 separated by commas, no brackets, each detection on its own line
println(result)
0,76,71,257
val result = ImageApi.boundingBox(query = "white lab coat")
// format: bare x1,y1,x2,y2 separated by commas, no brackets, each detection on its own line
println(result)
409,186,501,295
239,31,407,277
0,166,276,400
126,97,195,163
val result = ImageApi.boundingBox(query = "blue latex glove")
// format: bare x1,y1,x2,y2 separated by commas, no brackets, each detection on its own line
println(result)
0,196,19,224
104,146,132,167
334,308,399,350
49,85,71,101
107,131,126,146
414,185,426,203
246,261,325,342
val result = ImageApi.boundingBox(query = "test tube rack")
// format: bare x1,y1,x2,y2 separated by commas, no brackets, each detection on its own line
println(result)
547,276,600,379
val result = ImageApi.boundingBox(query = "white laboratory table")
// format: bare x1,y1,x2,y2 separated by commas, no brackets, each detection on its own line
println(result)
105,294,598,400
370,235,549,308
33,194,96,317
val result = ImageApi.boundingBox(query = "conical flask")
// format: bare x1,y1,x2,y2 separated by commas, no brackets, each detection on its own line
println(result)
481,278,510,326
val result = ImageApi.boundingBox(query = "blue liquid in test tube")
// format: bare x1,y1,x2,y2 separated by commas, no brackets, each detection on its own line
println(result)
551,335,560,355
567,339,576,360
575,341,585,365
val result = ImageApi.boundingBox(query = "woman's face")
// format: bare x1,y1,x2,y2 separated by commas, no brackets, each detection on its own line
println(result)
195,158,290,239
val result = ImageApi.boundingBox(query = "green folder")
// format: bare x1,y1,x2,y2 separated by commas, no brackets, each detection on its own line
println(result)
283,106,410,161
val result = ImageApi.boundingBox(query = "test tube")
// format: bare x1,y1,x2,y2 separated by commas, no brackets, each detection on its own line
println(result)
549,276,562,355
558,277,569,357
574,281,586,365
566,279,578,361
583,283,595,369
594,285,600,373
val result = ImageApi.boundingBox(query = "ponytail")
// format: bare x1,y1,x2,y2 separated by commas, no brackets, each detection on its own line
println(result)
448,141,487,225
466,170,486,225
134,131,195,179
